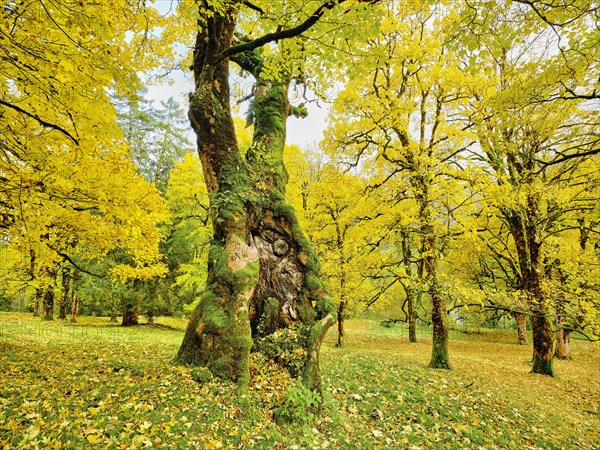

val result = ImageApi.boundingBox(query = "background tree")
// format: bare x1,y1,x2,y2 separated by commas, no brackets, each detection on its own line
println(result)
458,0,599,375
1,0,169,316
287,150,377,347
324,0,474,369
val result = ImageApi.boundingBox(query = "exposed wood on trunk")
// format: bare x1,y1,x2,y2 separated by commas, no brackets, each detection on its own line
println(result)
176,4,336,391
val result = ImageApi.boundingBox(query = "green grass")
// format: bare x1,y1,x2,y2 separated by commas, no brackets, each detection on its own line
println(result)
0,312,598,449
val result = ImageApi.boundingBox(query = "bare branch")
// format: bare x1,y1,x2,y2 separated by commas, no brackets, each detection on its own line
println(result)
0,99,79,145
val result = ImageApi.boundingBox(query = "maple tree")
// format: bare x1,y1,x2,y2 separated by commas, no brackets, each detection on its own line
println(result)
457,0,600,376
0,1,169,319
324,0,475,369
286,149,378,347
172,0,380,392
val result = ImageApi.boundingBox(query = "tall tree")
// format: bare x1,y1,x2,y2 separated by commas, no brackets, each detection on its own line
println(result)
173,0,379,391
1,1,168,310
287,153,377,348
324,0,474,369
459,1,599,375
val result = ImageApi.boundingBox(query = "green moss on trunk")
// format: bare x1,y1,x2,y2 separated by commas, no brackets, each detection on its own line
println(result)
530,313,555,376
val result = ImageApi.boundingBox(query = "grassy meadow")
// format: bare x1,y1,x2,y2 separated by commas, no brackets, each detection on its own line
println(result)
0,312,598,449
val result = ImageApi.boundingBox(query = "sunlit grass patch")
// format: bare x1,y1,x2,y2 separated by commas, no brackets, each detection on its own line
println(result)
0,312,598,449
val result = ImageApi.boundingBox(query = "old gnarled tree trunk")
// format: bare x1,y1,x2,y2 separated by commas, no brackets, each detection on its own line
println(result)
175,5,335,392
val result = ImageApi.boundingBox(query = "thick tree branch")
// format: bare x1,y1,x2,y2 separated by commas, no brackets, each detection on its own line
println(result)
58,252,105,278
242,0,264,14
217,0,350,62
0,99,79,145
538,148,600,166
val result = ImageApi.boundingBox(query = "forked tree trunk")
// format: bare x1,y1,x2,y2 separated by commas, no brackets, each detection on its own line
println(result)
175,6,335,391
516,312,527,345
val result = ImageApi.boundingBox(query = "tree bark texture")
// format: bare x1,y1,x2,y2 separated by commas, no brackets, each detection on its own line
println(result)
506,196,554,376
336,300,346,347
122,300,139,326
176,4,335,391
554,305,571,359
407,289,417,343
59,267,71,320
42,287,54,321
70,292,79,323
416,182,450,369
516,312,527,345
33,288,42,317
402,232,417,343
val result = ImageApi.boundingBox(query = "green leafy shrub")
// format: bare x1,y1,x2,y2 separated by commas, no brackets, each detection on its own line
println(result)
274,381,321,425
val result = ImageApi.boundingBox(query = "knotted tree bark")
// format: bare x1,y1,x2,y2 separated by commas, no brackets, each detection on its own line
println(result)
175,2,336,392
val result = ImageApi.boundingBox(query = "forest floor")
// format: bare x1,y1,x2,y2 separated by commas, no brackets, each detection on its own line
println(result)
0,312,598,449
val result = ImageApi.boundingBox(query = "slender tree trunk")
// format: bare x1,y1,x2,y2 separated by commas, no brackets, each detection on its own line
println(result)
402,232,417,343
33,288,42,317
336,300,346,347
429,287,450,369
407,287,417,343
176,7,335,391
515,312,527,345
59,267,71,320
419,200,450,369
110,308,118,323
70,293,79,323
555,306,571,359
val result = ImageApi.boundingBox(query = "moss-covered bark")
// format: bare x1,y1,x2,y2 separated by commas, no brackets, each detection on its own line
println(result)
506,200,555,377
336,300,346,347
176,5,334,391
122,300,138,326
416,185,450,370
